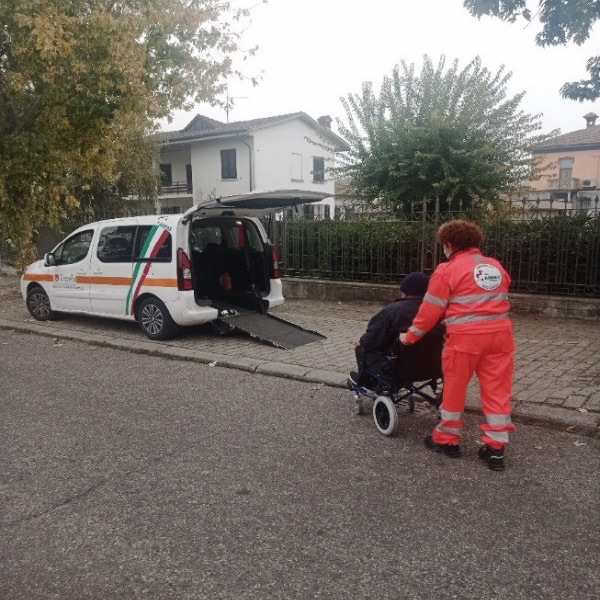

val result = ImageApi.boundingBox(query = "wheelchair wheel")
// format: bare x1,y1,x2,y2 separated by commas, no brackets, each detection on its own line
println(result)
373,396,399,436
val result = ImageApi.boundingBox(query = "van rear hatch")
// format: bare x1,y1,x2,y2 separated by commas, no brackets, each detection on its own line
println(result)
182,189,330,220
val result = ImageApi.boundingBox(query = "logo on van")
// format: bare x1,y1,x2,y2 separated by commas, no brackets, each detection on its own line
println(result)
52,273,84,290
157,216,172,232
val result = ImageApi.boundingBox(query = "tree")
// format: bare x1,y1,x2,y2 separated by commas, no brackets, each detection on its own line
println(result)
0,1,255,268
464,0,600,101
336,56,551,212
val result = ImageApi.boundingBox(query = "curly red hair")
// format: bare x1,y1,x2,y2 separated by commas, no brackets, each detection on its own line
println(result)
437,220,483,251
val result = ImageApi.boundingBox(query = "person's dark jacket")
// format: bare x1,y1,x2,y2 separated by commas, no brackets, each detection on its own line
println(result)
359,297,423,353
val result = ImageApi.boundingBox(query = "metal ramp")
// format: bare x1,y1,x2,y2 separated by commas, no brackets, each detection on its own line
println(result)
214,307,326,349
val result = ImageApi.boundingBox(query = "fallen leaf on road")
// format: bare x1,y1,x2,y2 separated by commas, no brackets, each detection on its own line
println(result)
52,343,64,347
311,383,324,391
576,408,588,413
208,361,218,367
89,346,98,350
566,425,576,433
534,445,543,450
574,441,587,447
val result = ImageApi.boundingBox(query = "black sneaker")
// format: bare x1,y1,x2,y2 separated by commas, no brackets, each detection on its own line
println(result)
349,371,360,385
424,435,462,458
479,445,505,471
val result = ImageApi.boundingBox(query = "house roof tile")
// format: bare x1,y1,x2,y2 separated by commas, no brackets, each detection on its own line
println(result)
157,112,350,151
534,124,600,153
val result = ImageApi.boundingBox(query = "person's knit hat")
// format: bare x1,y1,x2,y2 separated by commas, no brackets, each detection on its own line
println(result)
400,272,429,297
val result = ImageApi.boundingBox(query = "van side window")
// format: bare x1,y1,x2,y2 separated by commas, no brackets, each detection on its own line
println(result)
54,230,94,265
135,225,172,262
97,226,136,263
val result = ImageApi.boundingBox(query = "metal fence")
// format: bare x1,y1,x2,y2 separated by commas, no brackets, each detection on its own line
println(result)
268,199,600,297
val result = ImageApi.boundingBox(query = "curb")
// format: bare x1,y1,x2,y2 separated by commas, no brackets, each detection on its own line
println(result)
1,318,598,438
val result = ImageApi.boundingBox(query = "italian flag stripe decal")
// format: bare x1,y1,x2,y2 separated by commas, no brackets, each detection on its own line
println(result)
125,226,170,315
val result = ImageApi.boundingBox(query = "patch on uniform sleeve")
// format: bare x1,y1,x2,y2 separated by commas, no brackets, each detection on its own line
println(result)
473,263,502,290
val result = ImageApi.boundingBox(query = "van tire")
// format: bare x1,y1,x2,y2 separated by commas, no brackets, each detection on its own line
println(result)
26,286,55,321
137,297,178,340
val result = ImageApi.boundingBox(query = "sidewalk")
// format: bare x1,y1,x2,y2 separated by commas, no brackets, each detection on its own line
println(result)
2,269,599,436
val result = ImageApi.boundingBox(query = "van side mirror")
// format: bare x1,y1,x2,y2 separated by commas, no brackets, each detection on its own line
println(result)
44,252,56,267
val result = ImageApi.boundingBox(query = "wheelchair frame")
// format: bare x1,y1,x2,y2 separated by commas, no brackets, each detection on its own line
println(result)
347,351,442,437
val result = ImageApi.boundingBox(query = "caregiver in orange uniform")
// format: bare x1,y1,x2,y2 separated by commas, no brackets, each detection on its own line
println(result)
399,220,514,471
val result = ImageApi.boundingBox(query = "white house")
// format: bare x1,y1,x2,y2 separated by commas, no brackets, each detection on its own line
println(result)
156,112,350,217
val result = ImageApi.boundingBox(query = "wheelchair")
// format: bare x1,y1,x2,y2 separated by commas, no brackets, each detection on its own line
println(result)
347,324,444,436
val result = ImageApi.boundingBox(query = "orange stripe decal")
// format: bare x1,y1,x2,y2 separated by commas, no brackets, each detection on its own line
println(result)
143,278,177,287
24,274,177,287
23,273,53,282
77,276,132,285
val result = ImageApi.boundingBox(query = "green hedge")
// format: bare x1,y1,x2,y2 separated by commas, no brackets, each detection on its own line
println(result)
275,215,600,296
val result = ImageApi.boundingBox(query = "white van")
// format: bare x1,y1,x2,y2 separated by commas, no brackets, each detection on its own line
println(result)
21,190,328,341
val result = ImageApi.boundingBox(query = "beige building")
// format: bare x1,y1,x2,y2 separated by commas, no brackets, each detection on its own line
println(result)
529,112,600,215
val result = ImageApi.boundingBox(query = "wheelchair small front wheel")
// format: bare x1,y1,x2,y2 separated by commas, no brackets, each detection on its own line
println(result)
373,396,399,436
353,397,365,415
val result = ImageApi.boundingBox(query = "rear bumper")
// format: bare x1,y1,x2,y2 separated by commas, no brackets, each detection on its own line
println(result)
168,292,219,326
264,278,284,308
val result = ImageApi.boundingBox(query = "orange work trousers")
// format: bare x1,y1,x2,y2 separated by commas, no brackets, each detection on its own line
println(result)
431,330,515,450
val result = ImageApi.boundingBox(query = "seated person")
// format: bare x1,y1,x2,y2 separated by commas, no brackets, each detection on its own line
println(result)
350,272,429,388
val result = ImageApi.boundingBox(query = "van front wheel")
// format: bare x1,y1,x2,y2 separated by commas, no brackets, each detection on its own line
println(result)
26,286,55,321
138,297,178,340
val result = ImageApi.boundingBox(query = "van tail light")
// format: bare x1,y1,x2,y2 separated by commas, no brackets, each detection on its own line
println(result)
177,248,193,291
271,245,280,279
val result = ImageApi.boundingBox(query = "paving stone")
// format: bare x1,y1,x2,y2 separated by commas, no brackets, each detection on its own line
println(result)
584,393,600,412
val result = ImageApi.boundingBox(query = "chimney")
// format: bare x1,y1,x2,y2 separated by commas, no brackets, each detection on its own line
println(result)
584,112,598,127
317,115,332,129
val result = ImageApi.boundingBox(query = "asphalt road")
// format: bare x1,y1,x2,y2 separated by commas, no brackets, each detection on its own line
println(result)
1,329,598,600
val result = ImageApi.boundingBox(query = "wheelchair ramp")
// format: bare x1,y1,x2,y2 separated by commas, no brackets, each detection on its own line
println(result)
215,309,326,349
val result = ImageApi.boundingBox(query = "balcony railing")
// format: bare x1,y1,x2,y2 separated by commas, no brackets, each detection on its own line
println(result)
547,178,579,190
160,181,192,195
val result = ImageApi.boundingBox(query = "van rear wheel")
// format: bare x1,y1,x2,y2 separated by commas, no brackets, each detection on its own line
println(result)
138,297,178,340
26,286,55,321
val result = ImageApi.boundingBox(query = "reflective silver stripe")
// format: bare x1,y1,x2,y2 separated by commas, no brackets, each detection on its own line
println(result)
443,313,509,326
484,430,509,443
485,414,512,426
424,293,448,307
448,293,508,305
440,409,463,421
409,325,426,338
435,424,462,436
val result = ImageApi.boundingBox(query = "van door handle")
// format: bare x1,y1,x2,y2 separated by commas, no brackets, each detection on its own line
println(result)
93,269,104,275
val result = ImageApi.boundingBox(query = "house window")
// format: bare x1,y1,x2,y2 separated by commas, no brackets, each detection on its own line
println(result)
186,164,193,192
159,164,172,186
291,153,303,182
303,204,315,219
558,157,573,182
313,156,325,183
220,149,237,180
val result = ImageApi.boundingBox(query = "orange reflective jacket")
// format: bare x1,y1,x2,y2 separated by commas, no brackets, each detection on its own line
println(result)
405,248,511,344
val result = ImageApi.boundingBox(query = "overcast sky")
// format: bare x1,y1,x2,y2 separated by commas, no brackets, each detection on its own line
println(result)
164,0,599,138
